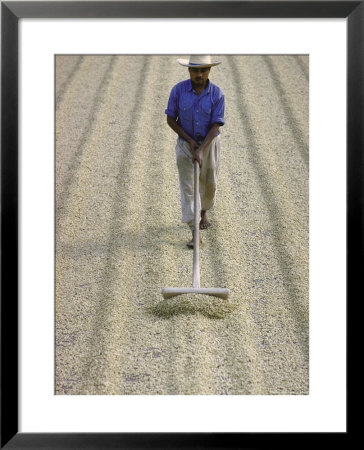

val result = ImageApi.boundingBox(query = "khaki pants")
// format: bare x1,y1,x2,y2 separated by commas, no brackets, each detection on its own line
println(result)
175,135,221,230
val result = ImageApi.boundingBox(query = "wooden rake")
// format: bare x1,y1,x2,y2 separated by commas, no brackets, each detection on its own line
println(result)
162,161,229,300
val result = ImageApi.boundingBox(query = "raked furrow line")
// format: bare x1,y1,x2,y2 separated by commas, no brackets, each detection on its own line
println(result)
56,56,118,223
221,55,309,393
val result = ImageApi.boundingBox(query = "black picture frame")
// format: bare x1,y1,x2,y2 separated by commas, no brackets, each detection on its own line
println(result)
1,1,356,448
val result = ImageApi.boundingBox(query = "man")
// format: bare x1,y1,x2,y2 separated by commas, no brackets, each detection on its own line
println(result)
165,55,225,248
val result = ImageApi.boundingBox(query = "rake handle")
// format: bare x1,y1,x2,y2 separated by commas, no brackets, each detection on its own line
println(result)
192,161,200,288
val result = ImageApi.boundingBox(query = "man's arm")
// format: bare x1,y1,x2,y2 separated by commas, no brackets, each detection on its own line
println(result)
166,115,200,154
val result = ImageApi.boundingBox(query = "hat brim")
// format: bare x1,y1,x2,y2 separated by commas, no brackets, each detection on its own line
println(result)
177,59,222,68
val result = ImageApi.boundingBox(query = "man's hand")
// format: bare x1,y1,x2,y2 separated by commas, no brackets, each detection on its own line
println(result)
192,147,204,167
188,138,200,155
191,123,221,167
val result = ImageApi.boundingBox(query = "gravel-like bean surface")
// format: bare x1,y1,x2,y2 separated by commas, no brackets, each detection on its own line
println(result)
56,55,309,395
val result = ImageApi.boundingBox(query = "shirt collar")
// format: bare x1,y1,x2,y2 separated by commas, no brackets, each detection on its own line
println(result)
188,78,211,94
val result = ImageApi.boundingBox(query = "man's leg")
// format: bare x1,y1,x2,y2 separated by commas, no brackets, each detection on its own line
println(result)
176,139,202,247
199,135,221,229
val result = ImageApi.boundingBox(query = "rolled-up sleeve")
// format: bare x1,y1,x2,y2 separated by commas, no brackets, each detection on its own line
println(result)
165,86,178,119
211,90,225,126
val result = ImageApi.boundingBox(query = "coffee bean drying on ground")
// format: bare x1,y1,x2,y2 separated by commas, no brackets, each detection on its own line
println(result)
55,55,309,395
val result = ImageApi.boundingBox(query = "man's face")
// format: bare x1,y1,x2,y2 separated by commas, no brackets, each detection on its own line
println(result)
189,67,211,88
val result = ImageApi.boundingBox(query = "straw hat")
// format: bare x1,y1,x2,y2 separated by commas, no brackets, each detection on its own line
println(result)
177,55,222,68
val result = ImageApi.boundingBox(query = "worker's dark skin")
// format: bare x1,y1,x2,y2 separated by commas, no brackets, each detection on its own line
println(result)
166,117,220,167
166,66,221,237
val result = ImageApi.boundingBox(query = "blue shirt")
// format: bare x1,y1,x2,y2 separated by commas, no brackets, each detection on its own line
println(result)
165,79,225,143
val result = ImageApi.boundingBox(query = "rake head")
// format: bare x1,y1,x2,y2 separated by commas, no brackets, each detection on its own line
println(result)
162,287,229,300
